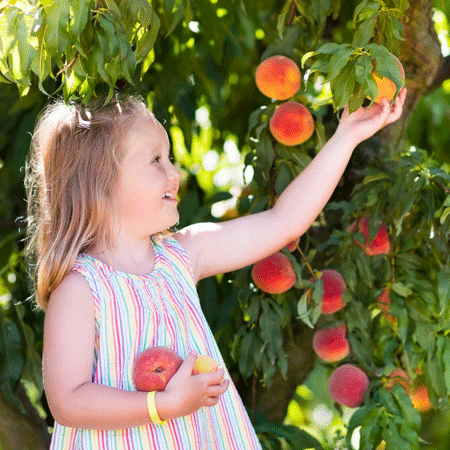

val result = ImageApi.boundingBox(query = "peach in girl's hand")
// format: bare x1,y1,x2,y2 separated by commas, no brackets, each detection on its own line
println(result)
133,346,183,392
192,354,220,375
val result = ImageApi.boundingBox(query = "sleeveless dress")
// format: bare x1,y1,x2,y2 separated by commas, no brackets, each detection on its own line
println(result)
48,234,262,449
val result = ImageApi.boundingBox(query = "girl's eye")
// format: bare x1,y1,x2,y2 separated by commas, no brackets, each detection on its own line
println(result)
152,156,161,164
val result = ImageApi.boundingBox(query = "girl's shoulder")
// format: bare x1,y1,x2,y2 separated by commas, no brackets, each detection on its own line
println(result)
154,233,195,279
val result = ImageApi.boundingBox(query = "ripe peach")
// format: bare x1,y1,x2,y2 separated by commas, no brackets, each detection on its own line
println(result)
356,216,390,256
251,252,296,294
269,101,314,146
370,55,405,104
411,384,433,412
192,354,220,375
133,346,183,392
309,269,346,314
328,364,370,407
384,368,412,396
255,55,301,100
312,324,350,362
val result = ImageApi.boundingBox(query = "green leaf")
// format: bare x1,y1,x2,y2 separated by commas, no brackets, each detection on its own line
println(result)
136,7,160,62
327,47,355,81
347,84,365,114
316,42,345,55
277,0,294,38
367,44,404,90
70,0,90,37
413,323,435,353
44,1,70,59
442,339,450,393
391,384,421,431
437,266,450,316
391,281,413,297
359,405,382,447
353,12,378,46
330,60,356,110
275,162,291,196
258,423,324,449
261,23,300,60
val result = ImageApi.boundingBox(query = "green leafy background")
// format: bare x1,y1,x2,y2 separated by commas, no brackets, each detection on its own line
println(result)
1,0,450,449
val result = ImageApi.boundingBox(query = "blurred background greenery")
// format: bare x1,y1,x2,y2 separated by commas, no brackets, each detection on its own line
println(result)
1,0,450,449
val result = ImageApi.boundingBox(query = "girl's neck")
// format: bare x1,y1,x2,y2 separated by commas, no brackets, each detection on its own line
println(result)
88,237,156,276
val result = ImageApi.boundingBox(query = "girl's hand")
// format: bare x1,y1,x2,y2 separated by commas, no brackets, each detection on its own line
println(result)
336,87,407,146
156,352,230,421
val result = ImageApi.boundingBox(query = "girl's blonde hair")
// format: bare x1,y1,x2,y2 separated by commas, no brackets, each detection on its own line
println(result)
24,95,153,310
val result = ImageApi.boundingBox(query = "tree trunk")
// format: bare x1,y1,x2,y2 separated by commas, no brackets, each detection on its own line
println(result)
381,0,442,157
0,388,51,450
239,321,316,424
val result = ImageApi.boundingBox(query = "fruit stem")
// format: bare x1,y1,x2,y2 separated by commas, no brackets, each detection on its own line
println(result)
295,244,316,280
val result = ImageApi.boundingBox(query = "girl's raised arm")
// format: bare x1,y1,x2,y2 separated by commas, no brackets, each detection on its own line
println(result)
175,88,407,284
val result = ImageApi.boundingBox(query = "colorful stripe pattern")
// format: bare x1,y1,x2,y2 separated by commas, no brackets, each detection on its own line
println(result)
49,235,262,449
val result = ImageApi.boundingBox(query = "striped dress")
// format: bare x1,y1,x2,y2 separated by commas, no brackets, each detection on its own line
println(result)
49,234,262,449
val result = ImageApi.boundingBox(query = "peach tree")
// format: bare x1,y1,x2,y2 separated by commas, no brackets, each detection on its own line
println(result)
0,0,450,449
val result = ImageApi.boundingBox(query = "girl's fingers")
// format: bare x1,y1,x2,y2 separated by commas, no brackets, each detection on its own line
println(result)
207,379,230,396
386,87,407,124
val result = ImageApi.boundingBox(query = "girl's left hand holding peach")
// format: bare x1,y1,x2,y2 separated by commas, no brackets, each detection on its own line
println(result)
336,87,407,146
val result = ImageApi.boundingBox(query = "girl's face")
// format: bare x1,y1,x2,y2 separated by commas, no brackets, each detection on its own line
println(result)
112,114,181,239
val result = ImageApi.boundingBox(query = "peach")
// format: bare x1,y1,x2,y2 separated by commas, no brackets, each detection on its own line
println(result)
269,101,314,146
192,354,220,375
251,252,296,294
370,55,405,104
312,325,350,362
411,384,433,412
384,368,412,396
309,269,346,314
255,55,301,100
356,216,390,256
133,346,183,392
328,364,370,407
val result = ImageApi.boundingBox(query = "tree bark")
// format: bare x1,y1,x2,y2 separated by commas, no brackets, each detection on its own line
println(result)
380,0,443,157
239,321,316,424
0,388,51,450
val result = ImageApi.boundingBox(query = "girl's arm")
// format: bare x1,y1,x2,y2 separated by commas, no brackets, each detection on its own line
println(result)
175,89,407,283
43,272,229,430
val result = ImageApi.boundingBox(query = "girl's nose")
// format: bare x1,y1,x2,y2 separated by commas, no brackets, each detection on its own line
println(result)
167,160,181,182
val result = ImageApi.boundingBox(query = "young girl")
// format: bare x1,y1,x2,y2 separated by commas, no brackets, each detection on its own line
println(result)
24,88,406,449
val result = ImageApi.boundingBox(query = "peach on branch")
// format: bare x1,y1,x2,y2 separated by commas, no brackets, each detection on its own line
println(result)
269,101,314,146
370,55,405,104
133,346,183,392
309,269,346,314
356,216,390,256
312,324,350,362
377,289,397,326
251,252,296,294
411,384,433,412
328,363,370,407
255,55,301,100
384,368,412,396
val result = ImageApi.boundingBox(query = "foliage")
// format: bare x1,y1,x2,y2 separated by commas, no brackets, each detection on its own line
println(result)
0,0,450,449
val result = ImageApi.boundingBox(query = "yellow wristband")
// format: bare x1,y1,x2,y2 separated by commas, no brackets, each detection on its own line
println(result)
147,391,166,425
